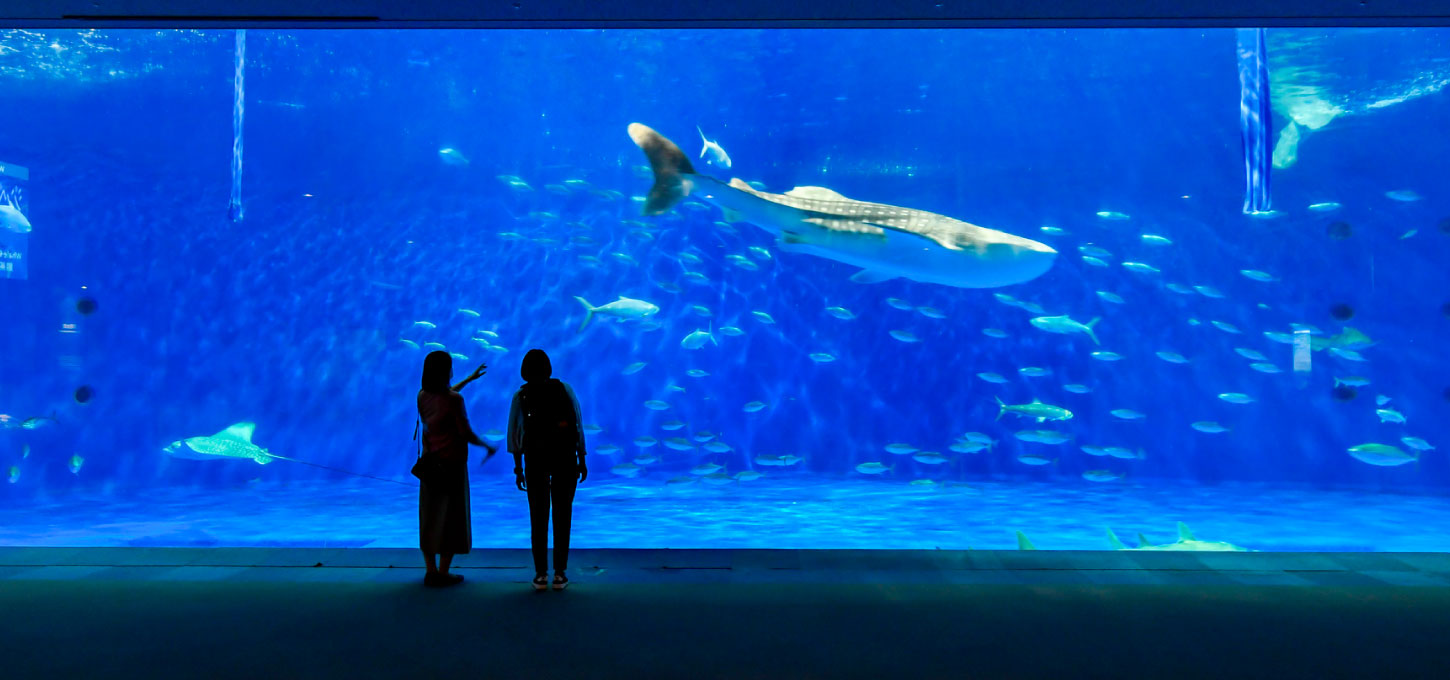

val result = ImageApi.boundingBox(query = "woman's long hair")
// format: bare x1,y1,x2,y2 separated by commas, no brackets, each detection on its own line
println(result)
421,351,453,394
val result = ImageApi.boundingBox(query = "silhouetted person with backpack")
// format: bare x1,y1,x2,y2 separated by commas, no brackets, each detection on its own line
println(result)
508,349,587,591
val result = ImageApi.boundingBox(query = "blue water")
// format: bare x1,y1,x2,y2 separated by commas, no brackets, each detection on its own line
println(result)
1,28,1448,550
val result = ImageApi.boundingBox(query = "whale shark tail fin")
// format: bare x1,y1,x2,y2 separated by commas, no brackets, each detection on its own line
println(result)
628,123,695,216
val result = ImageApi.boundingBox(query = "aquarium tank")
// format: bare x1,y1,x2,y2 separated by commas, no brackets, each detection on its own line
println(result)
0,27,1446,550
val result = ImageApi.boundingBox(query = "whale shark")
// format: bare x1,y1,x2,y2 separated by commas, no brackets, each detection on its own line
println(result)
1107,523,1251,552
628,123,1057,289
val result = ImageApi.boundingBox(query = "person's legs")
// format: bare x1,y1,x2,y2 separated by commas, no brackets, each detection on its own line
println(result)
423,551,438,575
526,461,552,576
551,456,580,574
439,553,454,574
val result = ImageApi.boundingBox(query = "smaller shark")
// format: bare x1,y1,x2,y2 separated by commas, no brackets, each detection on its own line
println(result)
696,126,732,168
164,422,289,465
1106,523,1250,551
574,295,660,333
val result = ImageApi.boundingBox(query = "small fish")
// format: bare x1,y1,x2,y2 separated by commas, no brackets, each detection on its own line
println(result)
1218,393,1255,404
644,400,670,411
949,440,990,454
825,306,856,320
855,462,894,475
1334,376,1370,387
1016,453,1057,466
1141,234,1173,246
776,455,804,466
611,462,643,478
885,443,919,455
719,326,745,337
808,353,836,363
633,453,661,466
681,326,718,350
583,424,603,434
1193,285,1225,299
1019,366,1053,377
976,372,1009,384
1249,363,1282,374
437,147,469,166
1192,421,1230,434
1096,211,1130,221
1110,409,1146,420
742,401,768,413
596,444,622,456
751,311,776,325
889,330,920,343
660,420,686,431
668,385,686,394
1105,447,1145,460
1166,283,1195,295
21,444,29,459
68,454,84,475
1211,321,1242,334
412,321,438,330
1401,437,1435,452
1375,395,1392,406
1155,351,1189,364
1234,348,1268,361
886,297,914,311
1090,351,1123,362
747,246,772,261
7,466,17,483
691,462,726,476
701,441,733,453
456,308,481,318
666,476,698,485
1096,291,1125,304
1040,226,1068,236
1080,445,1109,457
689,304,712,317
1376,408,1406,424
1385,189,1421,202
448,353,469,362
422,342,447,352
725,254,760,271
1122,262,1160,275
982,328,1009,339
1082,256,1110,268
916,306,947,319
477,331,499,340
633,436,659,448
911,451,952,465
1264,331,1295,345
685,369,709,378
1029,315,1100,345
1082,469,1123,482
1307,202,1342,212
997,397,1073,422
693,431,718,443
734,470,765,482
1063,383,1093,394
682,271,711,285
1078,245,1112,258
1329,348,1368,362
697,126,732,168
622,362,648,375
1014,430,1073,445
1401,229,1418,239
1240,269,1277,282
963,432,996,446
677,252,704,266
398,339,421,350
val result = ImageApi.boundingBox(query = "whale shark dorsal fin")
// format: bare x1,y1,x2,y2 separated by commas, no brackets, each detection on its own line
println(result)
786,186,850,201
1137,533,1153,548
849,269,898,284
217,422,257,442
1177,522,1196,541
1016,531,1037,551
1106,527,1127,550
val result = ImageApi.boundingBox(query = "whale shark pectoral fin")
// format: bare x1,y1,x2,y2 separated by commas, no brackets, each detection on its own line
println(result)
849,269,898,284
802,217,886,238
217,422,257,443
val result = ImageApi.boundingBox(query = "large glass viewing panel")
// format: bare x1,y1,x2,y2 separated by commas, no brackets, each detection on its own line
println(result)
0,27,1446,550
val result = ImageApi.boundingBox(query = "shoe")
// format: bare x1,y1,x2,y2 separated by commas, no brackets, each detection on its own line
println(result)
444,573,464,586
552,573,569,591
532,574,549,591
424,573,446,588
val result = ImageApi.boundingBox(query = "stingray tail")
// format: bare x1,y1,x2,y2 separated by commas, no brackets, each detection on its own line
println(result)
628,123,695,215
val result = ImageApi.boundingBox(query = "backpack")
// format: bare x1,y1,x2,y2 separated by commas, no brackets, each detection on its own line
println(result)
521,379,577,453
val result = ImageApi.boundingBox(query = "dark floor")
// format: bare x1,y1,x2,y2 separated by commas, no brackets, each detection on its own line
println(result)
2,548,1448,679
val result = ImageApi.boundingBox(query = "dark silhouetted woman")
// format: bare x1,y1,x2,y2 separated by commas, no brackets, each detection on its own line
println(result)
508,349,587,591
418,351,497,587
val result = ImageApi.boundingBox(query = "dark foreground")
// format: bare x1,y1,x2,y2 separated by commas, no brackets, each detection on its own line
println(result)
1,548,1447,679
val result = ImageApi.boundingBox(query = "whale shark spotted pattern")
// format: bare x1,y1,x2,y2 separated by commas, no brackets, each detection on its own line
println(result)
628,123,1057,289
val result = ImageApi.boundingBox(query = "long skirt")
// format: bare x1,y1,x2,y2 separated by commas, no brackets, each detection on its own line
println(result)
419,456,471,554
